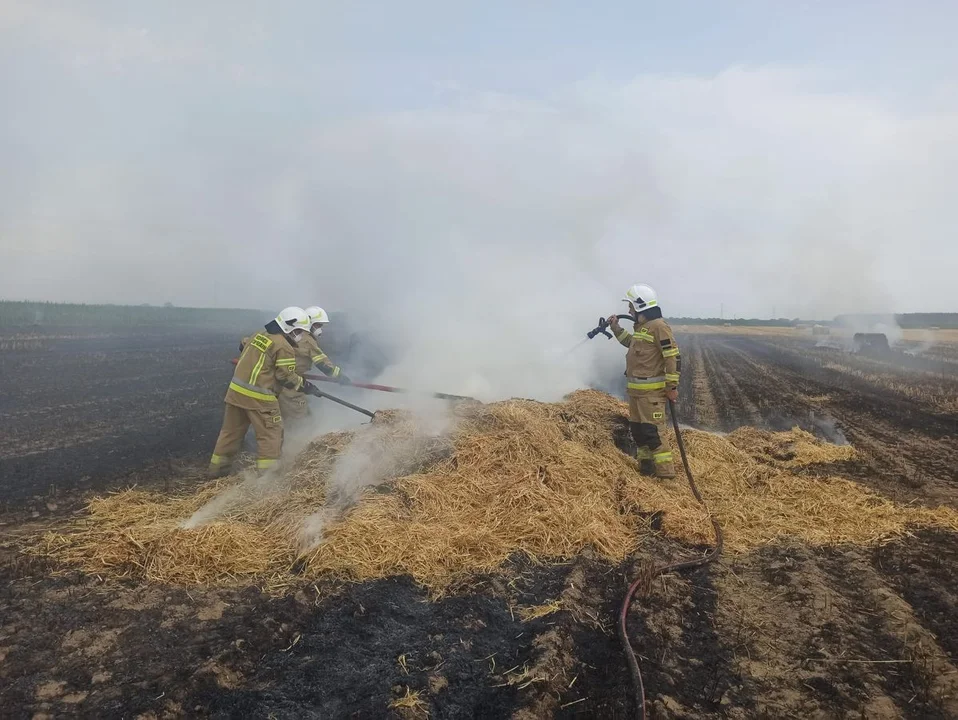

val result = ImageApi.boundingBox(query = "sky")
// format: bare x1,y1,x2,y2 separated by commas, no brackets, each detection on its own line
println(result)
1,1,957,397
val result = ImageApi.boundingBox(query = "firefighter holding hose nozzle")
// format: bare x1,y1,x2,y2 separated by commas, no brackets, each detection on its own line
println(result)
607,284,681,479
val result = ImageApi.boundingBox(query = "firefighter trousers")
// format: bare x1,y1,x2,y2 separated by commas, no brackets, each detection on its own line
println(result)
209,402,284,476
627,389,675,478
278,387,310,424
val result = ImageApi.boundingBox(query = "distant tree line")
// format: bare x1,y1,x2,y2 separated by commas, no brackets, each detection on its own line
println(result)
0,301,271,330
674,313,958,329
671,317,802,327
4,302,954,330
832,313,958,329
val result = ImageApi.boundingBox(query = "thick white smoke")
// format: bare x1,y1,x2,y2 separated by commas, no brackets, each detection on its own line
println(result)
4,49,958,402
296,401,456,553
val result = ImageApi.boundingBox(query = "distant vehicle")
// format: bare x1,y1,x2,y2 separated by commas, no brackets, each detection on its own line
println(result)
852,333,889,354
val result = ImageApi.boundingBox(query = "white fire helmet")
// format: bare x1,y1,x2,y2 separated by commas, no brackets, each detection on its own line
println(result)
304,305,329,336
275,306,311,336
622,284,658,313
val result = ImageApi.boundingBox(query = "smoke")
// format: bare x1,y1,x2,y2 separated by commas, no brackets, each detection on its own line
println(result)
905,328,938,357
181,469,287,529
296,402,456,554
808,414,848,446
181,395,456,532
3,9,958,402
828,313,903,353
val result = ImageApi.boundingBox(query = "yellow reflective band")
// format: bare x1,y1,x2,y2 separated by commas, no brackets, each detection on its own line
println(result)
633,331,655,343
312,354,327,364
209,454,230,465
662,348,680,358
332,366,341,377
644,300,658,308
256,458,278,469
249,351,267,386
275,358,297,367
251,334,272,353
635,447,653,459
616,329,631,342
653,451,673,463
229,381,278,402
627,381,666,391
665,373,680,383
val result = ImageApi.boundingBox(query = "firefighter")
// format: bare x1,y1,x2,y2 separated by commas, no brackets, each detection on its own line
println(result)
275,305,351,424
208,307,320,477
608,284,681,479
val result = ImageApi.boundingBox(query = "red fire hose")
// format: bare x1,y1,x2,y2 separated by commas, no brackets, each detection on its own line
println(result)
302,373,475,402
228,359,473,402
617,399,724,719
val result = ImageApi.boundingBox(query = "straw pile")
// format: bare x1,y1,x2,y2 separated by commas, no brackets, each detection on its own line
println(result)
34,390,958,594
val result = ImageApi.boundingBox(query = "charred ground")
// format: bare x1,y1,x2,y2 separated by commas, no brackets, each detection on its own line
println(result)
2,327,958,718
0,328,238,510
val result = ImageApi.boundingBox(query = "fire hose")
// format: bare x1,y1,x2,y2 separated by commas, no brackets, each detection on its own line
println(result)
617,399,723,720
302,372,475,402
585,316,724,719
228,359,474,420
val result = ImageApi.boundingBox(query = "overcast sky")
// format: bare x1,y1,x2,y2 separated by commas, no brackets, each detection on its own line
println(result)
1,1,956,327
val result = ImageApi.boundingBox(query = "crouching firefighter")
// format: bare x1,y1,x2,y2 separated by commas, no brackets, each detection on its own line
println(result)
275,305,351,424
208,307,320,477
608,284,681,479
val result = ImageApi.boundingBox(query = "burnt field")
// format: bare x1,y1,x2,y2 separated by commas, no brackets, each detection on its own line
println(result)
2,328,958,719
0,328,239,510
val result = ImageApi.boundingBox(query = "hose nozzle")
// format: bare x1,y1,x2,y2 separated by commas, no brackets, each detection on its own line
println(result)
587,316,613,340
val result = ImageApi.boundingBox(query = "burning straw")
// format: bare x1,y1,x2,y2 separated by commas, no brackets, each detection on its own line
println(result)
33,390,958,594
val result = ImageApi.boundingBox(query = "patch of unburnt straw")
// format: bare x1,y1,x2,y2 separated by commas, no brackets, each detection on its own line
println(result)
32,391,958,595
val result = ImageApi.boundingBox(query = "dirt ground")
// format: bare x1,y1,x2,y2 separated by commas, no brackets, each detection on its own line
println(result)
2,328,957,718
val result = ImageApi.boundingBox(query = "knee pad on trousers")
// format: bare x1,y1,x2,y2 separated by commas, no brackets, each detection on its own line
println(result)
630,421,661,449
629,422,661,449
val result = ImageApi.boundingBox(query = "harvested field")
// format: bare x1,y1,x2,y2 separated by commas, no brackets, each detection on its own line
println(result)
3,327,958,718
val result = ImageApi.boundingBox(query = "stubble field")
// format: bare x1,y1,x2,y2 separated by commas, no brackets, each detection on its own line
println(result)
1,326,957,719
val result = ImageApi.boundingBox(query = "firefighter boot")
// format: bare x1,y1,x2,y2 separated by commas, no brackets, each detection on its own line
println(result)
636,447,656,476
653,448,676,479
207,455,233,478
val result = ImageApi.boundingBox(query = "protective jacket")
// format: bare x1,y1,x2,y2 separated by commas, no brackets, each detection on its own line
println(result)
615,314,681,393
227,331,304,410
297,333,343,379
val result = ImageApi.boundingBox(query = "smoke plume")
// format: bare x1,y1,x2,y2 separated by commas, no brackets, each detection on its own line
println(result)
296,403,456,553
2,6,957,405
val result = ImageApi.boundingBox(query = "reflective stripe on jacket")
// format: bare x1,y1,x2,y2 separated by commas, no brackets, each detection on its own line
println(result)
227,331,304,409
299,333,342,379
616,317,681,393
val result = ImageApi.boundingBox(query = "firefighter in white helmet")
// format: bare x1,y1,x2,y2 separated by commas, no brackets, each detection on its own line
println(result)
274,305,350,424
607,284,681,479
208,307,320,476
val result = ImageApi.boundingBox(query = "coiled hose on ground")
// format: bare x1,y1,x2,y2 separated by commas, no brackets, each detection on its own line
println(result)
617,399,725,720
